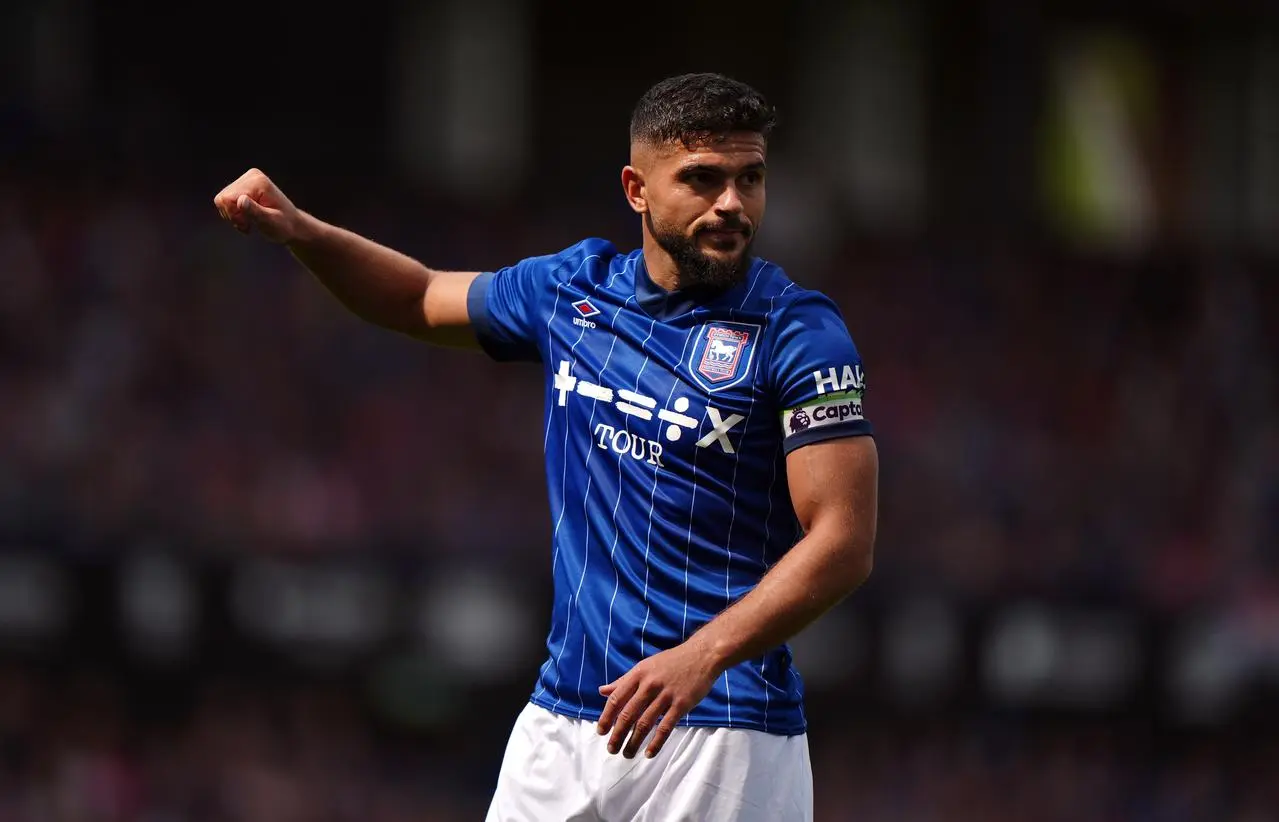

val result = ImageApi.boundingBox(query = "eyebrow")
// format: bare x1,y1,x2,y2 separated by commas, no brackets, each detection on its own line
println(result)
677,161,768,176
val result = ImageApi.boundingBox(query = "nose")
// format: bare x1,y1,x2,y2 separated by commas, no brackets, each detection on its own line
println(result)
715,183,744,216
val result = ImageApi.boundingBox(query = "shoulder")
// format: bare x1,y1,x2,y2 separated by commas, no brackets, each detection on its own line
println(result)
516,238,624,286
744,259,847,324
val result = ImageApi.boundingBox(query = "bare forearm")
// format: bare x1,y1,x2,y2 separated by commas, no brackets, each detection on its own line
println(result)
689,530,872,673
287,212,433,335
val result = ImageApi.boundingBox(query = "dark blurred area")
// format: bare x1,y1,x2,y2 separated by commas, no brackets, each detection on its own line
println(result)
2,0,1278,819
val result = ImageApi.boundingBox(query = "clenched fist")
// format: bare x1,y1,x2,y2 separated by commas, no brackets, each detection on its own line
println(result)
213,168,305,244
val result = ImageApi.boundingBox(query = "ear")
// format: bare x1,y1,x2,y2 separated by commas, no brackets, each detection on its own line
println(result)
621,165,647,214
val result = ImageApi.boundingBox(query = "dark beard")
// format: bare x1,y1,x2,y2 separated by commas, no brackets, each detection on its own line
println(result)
646,212,753,292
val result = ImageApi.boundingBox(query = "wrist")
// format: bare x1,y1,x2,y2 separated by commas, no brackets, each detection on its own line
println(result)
687,629,735,676
285,210,323,248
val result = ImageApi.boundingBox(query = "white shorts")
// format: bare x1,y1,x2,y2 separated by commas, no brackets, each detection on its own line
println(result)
485,702,813,822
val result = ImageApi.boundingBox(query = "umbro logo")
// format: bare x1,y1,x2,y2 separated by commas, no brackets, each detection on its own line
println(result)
571,299,600,329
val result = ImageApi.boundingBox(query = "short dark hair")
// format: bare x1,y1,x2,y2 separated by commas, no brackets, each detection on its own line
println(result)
629,73,777,147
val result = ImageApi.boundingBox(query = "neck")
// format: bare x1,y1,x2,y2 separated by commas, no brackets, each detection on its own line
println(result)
641,229,682,292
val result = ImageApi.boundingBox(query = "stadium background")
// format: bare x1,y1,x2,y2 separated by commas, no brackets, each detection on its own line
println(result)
3,0,1278,819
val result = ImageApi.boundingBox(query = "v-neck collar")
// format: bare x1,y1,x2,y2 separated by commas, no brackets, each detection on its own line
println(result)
632,253,760,321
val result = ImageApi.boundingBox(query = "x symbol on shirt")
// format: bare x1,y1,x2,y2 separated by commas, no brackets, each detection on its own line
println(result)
696,407,746,454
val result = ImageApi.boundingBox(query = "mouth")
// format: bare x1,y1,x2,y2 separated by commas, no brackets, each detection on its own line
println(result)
698,226,749,247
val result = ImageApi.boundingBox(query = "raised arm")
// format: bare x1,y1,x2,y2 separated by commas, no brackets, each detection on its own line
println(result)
213,168,479,347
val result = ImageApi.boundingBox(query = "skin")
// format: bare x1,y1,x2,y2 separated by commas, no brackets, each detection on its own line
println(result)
621,131,768,292
212,133,878,760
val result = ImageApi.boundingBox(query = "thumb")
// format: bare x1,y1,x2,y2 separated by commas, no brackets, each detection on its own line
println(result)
235,194,291,242
236,194,274,222
599,681,617,695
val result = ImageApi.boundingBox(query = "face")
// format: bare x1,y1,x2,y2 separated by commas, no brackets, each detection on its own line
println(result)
631,132,767,290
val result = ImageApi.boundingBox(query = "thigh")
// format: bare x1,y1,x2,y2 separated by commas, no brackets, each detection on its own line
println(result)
638,728,813,822
486,703,600,822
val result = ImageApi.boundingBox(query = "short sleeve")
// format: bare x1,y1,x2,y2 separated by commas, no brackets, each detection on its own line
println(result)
769,292,873,453
467,245,586,363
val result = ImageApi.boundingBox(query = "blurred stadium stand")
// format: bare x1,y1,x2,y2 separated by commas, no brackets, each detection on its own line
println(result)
1,0,1277,818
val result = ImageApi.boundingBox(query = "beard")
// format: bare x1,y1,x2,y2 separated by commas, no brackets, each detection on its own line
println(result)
646,211,754,292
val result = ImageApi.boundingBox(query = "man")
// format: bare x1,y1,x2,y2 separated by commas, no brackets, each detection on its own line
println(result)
214,72,877,821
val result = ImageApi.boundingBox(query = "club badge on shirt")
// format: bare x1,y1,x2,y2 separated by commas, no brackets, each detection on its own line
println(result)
688,322,760,392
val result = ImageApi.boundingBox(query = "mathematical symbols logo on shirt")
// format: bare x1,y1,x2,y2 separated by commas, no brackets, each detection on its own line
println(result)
554,361,746,465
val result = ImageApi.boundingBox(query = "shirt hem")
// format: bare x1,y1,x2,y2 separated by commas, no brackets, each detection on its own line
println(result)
527,693,808,737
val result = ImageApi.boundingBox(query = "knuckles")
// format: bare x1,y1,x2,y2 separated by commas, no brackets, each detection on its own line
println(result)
215,169,272,209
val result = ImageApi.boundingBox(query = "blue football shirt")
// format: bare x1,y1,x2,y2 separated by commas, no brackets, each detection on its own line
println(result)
467,238,872,735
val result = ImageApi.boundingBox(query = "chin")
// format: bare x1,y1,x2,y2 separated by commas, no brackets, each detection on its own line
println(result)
707,247,746,264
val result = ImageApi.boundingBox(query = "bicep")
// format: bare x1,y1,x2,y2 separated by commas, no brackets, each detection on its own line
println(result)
786,436,879,546
415,270,482,348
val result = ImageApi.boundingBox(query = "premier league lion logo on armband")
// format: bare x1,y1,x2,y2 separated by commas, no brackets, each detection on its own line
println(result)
788,408,811,433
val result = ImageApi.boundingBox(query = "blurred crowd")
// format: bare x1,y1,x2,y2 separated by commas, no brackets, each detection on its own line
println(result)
0,665,1274,822
3,1,1277,817
2,175,1276,820
1,175,1274,613
0,666,487,822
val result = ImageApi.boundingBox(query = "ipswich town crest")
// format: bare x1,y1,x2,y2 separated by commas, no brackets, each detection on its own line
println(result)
688,321,761,392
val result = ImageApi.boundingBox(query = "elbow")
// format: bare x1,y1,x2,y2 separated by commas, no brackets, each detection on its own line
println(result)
419,293,446,331
805,517,875,594
845,544,874,591
824,534,873,596
843,513,876,588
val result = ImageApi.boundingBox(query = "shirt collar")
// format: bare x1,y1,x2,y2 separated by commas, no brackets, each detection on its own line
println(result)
633,252,760,321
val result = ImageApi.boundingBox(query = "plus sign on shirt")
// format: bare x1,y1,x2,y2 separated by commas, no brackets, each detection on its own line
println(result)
468,238,873,735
